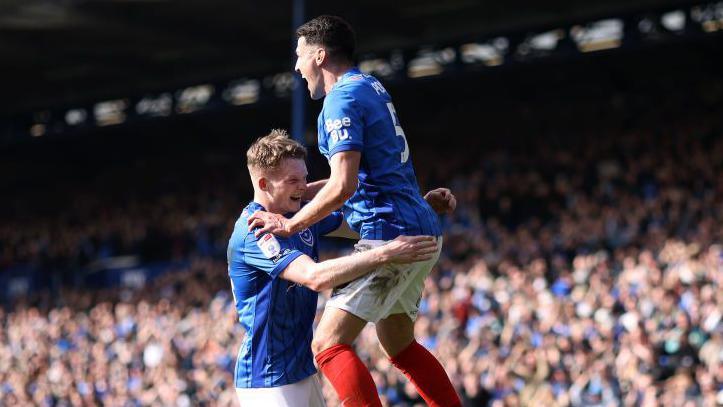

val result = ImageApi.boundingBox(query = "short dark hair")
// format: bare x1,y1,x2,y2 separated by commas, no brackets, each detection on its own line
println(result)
296,15,355,63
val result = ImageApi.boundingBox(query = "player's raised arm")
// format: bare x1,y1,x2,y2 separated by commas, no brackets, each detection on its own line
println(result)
280,235,436,292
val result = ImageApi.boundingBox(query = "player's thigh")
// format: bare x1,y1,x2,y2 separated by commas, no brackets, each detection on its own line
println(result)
325,238,440,324
312,306,368,354
385,260,430,319
382,237,442,322
376,239,442,358
375,312,415,358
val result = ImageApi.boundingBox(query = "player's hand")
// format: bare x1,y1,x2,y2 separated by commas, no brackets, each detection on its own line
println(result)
247,210,293,238
380,235,438,264
424,188,457,215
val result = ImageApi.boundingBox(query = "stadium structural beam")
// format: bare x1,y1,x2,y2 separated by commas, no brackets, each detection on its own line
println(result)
291,0,306,145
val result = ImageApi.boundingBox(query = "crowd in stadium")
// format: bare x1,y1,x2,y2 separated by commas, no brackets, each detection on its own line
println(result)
348,112,723,406
1,103,722,407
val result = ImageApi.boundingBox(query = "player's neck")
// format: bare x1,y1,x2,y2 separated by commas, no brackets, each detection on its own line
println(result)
253,193,282,214
323,63,353,95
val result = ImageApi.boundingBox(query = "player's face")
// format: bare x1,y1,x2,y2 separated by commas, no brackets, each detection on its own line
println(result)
294,37,325,100
265,158,308,213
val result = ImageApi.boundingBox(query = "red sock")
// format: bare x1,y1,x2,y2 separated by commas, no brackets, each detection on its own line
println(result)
390,341,461,407
315,344,382,407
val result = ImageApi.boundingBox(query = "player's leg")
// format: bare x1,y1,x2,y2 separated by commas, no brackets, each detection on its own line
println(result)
374,312,414,358
375,237,461,407
312,307,380,407
374,258,427,358
312,306,367,352
376,313,461,407
314,238,437,406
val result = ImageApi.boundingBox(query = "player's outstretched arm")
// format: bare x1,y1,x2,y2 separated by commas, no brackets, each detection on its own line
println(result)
280,235,436,292
249,151,360,237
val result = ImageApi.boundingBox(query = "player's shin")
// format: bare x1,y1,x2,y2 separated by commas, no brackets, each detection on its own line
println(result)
389,340,462,407
315,344,382,407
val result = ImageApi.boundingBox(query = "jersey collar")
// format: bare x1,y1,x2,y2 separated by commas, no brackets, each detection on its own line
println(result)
246,201,296,219
247,201,265,212
333,67,362,90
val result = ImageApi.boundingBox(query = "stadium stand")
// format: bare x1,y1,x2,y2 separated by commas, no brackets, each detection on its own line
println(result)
1,3,722,405
1,84,721,405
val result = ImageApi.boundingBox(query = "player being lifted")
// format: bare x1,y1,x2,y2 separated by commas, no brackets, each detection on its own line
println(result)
248,16,462,407
229,130,455,406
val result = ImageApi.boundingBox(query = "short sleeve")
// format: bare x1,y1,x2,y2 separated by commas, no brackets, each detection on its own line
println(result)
316,211,344,236
319,90,364,157
243,232,303,279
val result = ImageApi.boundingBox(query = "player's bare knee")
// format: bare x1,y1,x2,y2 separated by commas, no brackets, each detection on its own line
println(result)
311,333,335,356
311,336,324,355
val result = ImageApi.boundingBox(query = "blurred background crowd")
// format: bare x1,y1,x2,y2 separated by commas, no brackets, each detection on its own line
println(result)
2,1,723,405
1,99,722,405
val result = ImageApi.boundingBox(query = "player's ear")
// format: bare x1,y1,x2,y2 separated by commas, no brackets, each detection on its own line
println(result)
258,177,268,191
316,48,326,66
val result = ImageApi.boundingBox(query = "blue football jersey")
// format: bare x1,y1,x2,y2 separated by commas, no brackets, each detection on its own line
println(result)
227,201,343,388
317,68,441,240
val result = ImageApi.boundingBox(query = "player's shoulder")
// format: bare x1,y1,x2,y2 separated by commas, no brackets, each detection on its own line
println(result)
233,209,280,260
232,203,259,242
325,84,357,105
321,87,356,119
333,71,386,98
227,206,253,262
324,85,370,116
336,73,366,91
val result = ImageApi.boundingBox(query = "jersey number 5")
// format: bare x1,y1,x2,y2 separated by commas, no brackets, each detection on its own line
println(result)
386,102,410,163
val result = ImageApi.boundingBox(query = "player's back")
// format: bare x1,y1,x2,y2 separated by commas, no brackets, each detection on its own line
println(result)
318,68,441,240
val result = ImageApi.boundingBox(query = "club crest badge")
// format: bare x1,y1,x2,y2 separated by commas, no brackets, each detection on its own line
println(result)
299,228,314,247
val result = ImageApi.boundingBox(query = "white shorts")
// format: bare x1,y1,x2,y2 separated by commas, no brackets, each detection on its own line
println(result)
326,237,443,323
235,374,325,407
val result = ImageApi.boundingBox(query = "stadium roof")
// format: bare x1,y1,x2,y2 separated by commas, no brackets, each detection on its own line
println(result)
0,0,698,113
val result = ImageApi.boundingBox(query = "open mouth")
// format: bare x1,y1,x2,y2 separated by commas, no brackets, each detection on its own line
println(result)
290,196,301,202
